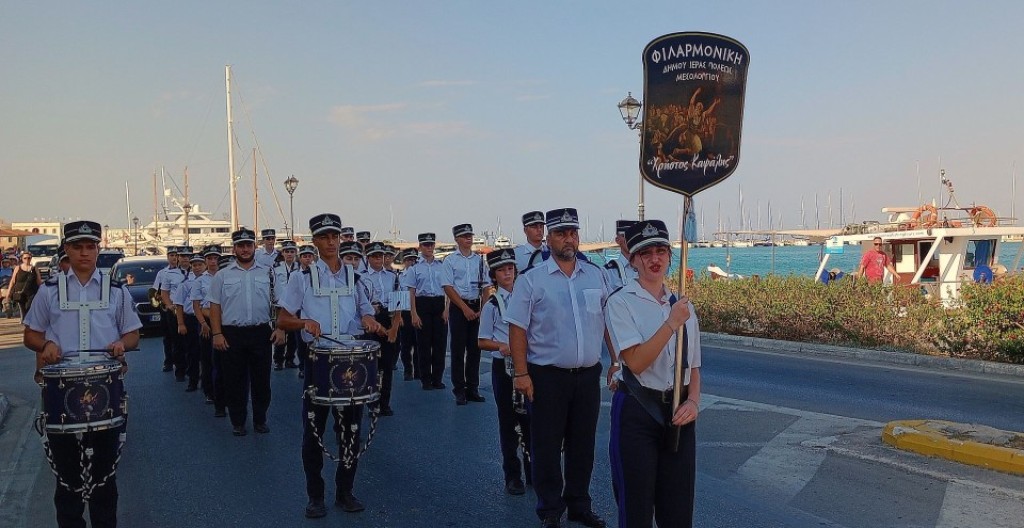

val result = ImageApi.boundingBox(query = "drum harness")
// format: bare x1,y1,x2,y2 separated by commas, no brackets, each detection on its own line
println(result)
36,271,128,500
492,292,531,465
305,264,382,469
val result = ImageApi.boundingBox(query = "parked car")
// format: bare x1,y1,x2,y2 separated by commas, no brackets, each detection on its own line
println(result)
110,256,167,334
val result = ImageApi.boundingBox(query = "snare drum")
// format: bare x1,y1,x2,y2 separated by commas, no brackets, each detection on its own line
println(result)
40,359,126,434
307,339,380,407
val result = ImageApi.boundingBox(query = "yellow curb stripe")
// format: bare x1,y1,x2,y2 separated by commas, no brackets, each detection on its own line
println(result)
882,420,1024,476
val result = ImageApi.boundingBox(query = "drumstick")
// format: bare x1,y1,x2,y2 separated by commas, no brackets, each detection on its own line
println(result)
314,334,348,346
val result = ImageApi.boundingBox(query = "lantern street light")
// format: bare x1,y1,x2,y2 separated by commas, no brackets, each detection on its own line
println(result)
103,224,110,249
617,92,645,221
132,216,140,255
284,175,299,240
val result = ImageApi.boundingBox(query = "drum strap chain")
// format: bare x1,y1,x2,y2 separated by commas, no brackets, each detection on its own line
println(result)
35,416,128,500
304,368,383,468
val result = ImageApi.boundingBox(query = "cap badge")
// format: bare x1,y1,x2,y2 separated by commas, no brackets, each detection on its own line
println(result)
642,224,659,237
321,216,334,226
79,224,92,234
561,211,573,223
502,250,512,260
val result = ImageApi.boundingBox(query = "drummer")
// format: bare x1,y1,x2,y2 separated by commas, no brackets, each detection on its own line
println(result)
276,213,382,519
23,221,142,528
477,248,532,496
604,220,701,528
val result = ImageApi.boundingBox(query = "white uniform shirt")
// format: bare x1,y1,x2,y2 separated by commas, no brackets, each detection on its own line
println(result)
604,279,701,390
402,259,445,297
207,261,273,326
172,275,197,316
24,269,143,358
273,261,298,305
440,250,490,300
604,254,638,290
505,257,608,369
190,272,213,309
514,242,546,271
478,287,512,360
255,248,279,269
278,259,374,342
363,266,399,305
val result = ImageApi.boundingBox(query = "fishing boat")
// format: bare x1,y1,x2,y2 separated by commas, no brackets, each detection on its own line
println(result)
494,235,512,249
811,177,1024,306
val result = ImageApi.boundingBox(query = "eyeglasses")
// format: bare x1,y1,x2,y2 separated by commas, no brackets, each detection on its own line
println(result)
873,243,882,246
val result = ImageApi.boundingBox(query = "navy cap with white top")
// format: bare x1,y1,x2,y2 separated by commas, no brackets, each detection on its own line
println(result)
190,253,205,263
545,208,580,231
339,241,363,257
624,220,671,254
365,242,387,255
453,223,474,237
232,228,257,245
280,240,297,250
179,245,194,256
340,226,355,236
309,213,343,236
203,245,223,257
261,229,276,239
522,211,545,226
400,248,419,261
615,220,638,235
486,248,516,269
418,233,436,244
384,245,398,256
356,231,371,242
63,221,102,243
298,244,317,256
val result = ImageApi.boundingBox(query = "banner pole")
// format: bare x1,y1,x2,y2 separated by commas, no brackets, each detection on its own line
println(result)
670,198,688,452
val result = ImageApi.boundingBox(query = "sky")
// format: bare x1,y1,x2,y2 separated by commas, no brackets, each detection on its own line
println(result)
3,1,1024,242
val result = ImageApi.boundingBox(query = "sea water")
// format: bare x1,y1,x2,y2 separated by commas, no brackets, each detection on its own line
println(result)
590,242,1024,279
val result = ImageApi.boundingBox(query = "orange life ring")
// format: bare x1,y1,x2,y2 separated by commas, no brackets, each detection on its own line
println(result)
909,204,938,228
969,205,998,227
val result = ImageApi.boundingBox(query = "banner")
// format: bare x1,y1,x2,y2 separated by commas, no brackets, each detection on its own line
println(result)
640,32,750,196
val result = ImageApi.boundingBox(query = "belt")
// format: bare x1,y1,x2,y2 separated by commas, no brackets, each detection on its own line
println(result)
417,295,444,299
623,382,685,404
532,363,600,374
222,324,270,330
461,298,480,304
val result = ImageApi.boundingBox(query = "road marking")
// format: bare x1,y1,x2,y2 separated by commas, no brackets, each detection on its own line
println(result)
936,480,1024,528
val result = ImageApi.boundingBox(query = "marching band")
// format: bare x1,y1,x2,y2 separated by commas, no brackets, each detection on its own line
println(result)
23,209,699,528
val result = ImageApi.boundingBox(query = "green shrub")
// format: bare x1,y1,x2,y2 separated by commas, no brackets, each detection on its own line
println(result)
675,273,1024,364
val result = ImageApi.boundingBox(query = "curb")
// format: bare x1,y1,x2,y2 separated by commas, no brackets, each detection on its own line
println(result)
882,420,1024,476
702,333,1024,379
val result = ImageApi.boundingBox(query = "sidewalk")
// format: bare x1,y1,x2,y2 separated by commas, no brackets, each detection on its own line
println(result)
0,316,23,427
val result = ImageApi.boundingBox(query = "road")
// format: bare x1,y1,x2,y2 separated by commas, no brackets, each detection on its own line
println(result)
1,335,1023,528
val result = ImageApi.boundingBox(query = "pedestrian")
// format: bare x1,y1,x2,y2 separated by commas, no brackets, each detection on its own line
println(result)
507,207,609,528
478,248,532,496
208,228,282,437
855,236,900,283
276,213,382,519
442,223,491,405
604,220,701,528
405,233,448,391
514,211,548,271
8,250,42,319
23,221,142,528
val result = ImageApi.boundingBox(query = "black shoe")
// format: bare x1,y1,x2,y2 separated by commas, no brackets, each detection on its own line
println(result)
567,511,606,528
305,499,327,519
455,392,468,406
542,516,562,528
204,396,214,404
232,425,247,437
162,365,173,372
214,409,227,418
274,363,284,371
378,407,394,416
505,479,526,495
403,372,414,381
432,382,446,390
336,493,365,513
185,385,198,392
466,391,486,403
254,423,270,434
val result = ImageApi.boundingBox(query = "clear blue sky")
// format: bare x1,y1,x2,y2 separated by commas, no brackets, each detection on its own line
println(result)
3,1,1023,241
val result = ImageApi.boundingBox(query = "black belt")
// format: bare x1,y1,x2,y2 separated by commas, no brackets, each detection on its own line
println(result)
417,295,444,299
532,363,600,374
622,382,682,404
222,324,270,330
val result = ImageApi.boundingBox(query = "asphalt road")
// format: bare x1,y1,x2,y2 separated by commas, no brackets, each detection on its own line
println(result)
1,335,1023,528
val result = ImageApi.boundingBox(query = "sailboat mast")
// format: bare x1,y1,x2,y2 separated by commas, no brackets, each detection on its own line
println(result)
253,147,259,232
184,167,191,246
152,171,158,234
226,65,239,231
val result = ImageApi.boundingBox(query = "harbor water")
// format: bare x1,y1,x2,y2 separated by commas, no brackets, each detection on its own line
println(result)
591,242,1024,279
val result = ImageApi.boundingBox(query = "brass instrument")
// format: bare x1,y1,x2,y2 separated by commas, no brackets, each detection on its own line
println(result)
148,288,161,308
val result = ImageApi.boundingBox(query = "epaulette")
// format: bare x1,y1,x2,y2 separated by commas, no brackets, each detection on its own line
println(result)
488,296,500,308
353,271,362,283
604,260,619,270
606,285,625,301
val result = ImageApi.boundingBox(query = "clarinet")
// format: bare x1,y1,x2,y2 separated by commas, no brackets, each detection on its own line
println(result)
268,263,278,329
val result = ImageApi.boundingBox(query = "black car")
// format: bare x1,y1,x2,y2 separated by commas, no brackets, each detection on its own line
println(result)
110,256,168,334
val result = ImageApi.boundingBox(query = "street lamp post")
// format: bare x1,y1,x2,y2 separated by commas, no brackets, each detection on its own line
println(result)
617,92,645,221
103,224,110,249
132,216,139,255
284,175,299,240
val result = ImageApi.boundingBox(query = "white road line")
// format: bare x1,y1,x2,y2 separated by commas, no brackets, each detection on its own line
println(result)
936,480,1024,528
